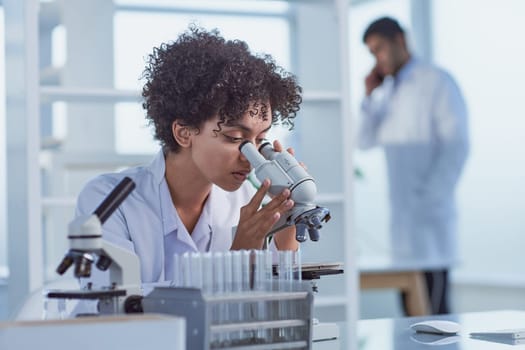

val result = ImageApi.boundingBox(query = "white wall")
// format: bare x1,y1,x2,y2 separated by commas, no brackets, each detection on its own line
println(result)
432,0,525,288
0,9,6,272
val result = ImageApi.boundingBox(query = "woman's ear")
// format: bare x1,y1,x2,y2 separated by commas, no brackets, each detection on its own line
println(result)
172,121,193,148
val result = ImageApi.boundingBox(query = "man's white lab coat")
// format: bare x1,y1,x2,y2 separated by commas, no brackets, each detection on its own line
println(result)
358,58,469,267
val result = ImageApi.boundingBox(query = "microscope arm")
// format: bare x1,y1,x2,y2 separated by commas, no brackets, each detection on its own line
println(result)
57,177,141,289
100,240,141,295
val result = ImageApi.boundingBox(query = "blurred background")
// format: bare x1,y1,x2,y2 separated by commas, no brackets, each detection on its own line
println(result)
1,0,524,329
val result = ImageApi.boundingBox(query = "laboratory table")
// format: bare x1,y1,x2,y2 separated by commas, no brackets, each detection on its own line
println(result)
359,256,451,316
356,309,525,350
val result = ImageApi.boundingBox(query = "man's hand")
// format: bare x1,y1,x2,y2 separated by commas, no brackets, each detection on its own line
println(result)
365,66,384,96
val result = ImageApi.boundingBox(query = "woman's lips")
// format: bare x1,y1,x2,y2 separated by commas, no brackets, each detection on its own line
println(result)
232,171,248,182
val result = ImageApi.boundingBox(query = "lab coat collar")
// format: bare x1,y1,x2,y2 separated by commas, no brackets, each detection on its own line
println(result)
151,149,179,237
395,57,418,85
150,149,179,239
190,198,213,250
153,148,220,251
161,184,214,251
147,149,168,186
159,180,200,251
159,177,179,237
156,153,214,251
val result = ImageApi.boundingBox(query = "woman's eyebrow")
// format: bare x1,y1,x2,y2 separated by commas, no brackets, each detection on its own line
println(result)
224,123,271,134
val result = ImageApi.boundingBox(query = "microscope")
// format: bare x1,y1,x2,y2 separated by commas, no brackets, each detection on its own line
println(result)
51,177,142,315
240,141,341,347
239,141,331,243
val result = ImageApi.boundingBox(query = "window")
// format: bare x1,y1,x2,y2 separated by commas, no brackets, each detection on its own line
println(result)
113,2,292,154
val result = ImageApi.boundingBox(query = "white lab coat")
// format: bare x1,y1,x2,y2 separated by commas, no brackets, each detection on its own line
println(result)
358,58,469,267
75,150,278,286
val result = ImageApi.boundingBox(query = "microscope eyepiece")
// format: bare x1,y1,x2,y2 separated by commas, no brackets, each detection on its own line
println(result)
258,142,273,153
238,140,252,151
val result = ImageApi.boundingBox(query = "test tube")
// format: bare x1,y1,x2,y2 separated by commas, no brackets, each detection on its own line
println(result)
292,249,302,341
223,251,233,295
222,251,233,345
197,252,216,347
278,250,293,283
213,252,225,295
278,250,294,341
251,250,267,343
190,252,203,289
264,250,277,343
263,250,274,290
172,253,181,287
231,250,243,293
201,252,213,295
231,250,243,344
212,251,227,347
240,250,253,343
251,250,264,291
241,249,251,292
293,248,302,282
181,252,192,287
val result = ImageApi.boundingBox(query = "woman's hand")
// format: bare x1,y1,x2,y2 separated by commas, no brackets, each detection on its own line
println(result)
231,139,303,251
272,139,307,170
231,178,294,250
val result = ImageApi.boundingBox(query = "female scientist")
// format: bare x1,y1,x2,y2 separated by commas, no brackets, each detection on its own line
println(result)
75,26,302,285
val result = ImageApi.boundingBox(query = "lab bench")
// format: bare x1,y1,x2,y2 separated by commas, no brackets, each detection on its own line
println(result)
354,309,525,350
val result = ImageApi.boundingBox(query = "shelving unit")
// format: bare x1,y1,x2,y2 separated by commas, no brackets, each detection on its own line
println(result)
4,1,356,347
288,2,355,329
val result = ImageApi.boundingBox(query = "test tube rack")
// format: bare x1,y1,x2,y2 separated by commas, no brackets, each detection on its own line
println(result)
142,282,314,350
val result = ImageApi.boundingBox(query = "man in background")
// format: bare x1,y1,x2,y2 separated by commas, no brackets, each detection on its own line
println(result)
358,17,469,314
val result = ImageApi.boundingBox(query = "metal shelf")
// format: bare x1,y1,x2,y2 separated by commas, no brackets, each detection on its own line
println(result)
41,197,77,208
40,86,141,103
40,86,342,104
302,90,342,102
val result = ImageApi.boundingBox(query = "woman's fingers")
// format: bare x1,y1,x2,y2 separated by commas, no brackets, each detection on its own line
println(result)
273,139,283,152
244,178,271,215
234,185,294,249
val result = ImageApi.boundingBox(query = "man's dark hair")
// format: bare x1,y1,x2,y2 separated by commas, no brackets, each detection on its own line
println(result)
142,25,302,153
362,17,405,43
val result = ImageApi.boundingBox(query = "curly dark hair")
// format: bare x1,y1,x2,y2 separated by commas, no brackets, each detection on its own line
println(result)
141,25,302,153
